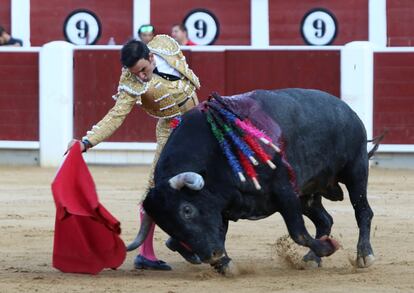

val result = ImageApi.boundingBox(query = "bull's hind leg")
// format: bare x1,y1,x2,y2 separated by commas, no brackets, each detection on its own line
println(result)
274,187,338,258
343,156,375,268
301,193,334,267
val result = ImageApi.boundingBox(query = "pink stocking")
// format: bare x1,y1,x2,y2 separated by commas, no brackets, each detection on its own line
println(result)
138,206,157,261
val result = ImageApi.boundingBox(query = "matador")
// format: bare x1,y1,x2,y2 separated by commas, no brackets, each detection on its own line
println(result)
70,35,202,270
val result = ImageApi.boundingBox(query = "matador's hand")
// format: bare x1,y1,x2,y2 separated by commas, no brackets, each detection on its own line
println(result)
64,139,86,155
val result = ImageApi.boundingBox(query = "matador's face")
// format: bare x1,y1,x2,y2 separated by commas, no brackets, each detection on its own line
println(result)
128,53,156,82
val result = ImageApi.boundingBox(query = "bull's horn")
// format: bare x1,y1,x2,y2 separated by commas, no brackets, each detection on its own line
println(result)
169,172,205,190
126,212,153,251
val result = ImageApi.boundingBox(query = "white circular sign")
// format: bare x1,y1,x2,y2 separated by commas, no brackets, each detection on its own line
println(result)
184,10,219,45
64,10,101,45
301,9,337,45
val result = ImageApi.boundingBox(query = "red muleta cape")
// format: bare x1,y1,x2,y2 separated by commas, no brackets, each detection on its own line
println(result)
51,142,126,274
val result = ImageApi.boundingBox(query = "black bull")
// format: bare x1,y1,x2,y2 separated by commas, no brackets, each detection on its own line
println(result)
128,88,379,272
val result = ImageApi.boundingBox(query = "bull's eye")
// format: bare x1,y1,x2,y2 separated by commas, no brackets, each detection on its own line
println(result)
179,204,196,220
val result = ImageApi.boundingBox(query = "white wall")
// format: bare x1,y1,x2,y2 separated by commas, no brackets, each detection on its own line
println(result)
369,0,387,47
39,41,74,167
251,0,269,46
11,0,31,46
341,41,374,143
133,0,151,40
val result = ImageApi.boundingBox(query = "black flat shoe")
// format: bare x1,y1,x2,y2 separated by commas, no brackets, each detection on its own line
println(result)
166,238,202,265
134,255,172,271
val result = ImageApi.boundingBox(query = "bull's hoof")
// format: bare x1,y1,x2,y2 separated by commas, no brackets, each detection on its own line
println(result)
318,235,340,257
211,256,237,276
219,260,239,277
355,242,375,268
302,250,322,268
356,254,375,268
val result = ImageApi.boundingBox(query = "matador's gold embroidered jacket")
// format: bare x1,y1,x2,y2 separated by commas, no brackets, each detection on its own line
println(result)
83,35,201,146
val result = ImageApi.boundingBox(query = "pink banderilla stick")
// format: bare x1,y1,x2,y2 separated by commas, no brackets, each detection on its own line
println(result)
235,119,281,153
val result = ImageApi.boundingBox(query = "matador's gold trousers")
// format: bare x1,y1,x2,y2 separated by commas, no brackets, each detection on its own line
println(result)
138,118,171,204
138,94,199,203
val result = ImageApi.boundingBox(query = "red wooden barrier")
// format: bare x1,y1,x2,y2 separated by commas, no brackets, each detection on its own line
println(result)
387,0,414,46
187,51,226,99
0,52,38,140
374,52,414,144
1,48,410,150
73,49,340,142
225,50,340,96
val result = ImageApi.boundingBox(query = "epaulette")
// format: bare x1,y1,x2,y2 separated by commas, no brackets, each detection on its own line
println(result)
147,35,181,56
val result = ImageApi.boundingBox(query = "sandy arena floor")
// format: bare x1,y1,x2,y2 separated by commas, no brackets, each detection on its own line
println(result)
0,165,413,292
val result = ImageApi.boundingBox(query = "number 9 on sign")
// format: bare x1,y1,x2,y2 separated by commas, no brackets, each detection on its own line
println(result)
64,10,101,45
184,9,219,45
301,8,337,46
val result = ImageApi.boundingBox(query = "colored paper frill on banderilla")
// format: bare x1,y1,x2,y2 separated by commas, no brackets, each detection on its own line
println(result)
51,142,126,274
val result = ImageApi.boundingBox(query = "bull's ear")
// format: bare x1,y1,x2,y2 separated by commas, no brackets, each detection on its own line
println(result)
169,172,204,191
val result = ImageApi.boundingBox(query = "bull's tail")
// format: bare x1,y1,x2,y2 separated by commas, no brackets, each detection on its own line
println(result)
367,131,386,159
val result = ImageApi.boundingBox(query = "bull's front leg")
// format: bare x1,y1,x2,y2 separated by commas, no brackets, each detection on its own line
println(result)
211,253,232,275
301,193,334,267
210,219,237,276
276,189,339,258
